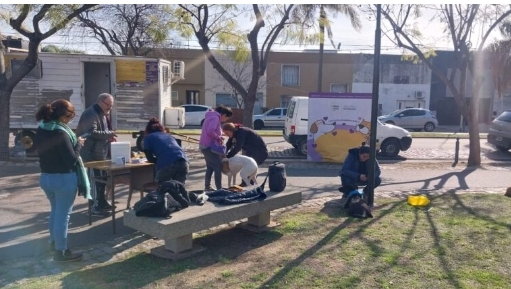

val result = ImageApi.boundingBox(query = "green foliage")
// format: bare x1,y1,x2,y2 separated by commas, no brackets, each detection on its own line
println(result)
401,49,437,64
41,44,84,54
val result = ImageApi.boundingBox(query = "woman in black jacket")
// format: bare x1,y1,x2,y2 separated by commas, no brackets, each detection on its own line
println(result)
222,122,268,165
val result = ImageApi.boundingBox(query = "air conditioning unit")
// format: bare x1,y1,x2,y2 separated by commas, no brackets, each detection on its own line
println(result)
414,91,424,99
173,60,185,79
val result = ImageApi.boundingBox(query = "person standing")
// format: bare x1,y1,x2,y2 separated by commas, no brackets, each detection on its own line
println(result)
199,105,233,191
338,144,382,198
143,117,189,185
35,99,89,262
76,93,117,217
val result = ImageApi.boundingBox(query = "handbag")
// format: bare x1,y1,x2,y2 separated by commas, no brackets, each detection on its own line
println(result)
210,140,226,155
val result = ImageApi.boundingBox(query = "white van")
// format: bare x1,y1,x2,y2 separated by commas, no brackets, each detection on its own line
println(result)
283,96,413,157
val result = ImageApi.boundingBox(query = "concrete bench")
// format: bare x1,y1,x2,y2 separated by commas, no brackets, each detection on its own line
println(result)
123,190,302,259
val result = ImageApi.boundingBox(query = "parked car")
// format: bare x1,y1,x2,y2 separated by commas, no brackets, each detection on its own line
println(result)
378,108,438,132
253,107,287,130
180,104,211,126
487,110,511,152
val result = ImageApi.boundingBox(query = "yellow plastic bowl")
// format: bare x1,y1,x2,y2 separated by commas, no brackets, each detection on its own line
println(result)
408,195,430,207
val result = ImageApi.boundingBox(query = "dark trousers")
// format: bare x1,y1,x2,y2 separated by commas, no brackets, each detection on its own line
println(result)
89,168,109,210
155,159,189,185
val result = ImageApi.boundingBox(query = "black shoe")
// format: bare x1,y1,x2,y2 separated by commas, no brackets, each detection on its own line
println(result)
91,209,111,217
100,203,115,211
53,249,83,262
50,241,56,253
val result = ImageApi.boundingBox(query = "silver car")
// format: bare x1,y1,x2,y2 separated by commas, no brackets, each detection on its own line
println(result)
378,108,438,132
253,107,287,130
487,110,511,152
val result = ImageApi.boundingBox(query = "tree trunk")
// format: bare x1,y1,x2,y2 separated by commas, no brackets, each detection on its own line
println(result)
317,7,326,93
467,116,481,166
0,90,12,161
242,82,258,128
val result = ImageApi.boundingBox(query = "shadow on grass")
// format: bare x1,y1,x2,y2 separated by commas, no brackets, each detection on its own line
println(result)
61,226,283,289
380,166,477,190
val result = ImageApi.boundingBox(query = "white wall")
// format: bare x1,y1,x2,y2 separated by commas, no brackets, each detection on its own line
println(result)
352,83,431,115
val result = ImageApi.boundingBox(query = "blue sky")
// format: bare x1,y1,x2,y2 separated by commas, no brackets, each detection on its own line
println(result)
0,5,504,55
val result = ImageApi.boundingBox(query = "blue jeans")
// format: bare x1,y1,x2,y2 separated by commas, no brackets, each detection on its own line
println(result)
201,147,222,189
40,173,77,251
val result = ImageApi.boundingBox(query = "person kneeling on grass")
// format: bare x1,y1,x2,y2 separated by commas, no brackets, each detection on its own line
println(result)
338,144,381,198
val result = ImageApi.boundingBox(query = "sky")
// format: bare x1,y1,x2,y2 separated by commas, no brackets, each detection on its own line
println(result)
0,4,506,56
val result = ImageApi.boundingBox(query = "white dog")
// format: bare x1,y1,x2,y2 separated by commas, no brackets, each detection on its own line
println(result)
221,155,259,187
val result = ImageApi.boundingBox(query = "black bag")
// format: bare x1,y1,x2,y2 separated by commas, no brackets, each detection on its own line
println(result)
261,161,286,193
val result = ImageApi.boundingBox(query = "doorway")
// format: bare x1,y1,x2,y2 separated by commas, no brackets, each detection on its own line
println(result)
83,62,111,108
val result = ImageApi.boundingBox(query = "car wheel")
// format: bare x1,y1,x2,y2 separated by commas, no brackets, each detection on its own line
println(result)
424,122,435,132
297,138,307,156
380,138,400,157
254,120,264,130
385,121,395,125
496,145,510,152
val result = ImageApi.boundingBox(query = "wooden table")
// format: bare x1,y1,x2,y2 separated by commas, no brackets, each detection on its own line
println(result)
84,160,155,234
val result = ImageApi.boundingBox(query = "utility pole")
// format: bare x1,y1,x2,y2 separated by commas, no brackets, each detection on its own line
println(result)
367,4,381,207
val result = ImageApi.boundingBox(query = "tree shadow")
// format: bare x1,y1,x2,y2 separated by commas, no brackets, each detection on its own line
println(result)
380,166,477,190
61,226,283,289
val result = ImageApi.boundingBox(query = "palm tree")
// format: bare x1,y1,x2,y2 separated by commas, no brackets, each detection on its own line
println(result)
486,39,511,115
292,5,362,92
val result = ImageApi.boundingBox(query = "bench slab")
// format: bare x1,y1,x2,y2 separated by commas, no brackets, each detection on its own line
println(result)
124,190,302,255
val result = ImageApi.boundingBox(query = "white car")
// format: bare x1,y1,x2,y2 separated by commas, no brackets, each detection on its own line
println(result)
180,104,211,126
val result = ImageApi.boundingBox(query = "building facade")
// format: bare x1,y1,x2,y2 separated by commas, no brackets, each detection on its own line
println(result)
266,50,354,109
352,54,432,116
204,50,266,114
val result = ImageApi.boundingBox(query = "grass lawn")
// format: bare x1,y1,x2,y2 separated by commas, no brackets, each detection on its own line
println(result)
3,193,511,289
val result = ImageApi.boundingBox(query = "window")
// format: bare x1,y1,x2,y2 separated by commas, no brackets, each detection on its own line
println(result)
11,59,42,79
280,95,292,108
267,109,281,116
215,93,237,107
171,90,178,100
330,83,347,93
393,75,409,84
282,65,299,86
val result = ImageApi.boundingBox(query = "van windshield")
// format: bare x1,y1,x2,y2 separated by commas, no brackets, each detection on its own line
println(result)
287,101,296,118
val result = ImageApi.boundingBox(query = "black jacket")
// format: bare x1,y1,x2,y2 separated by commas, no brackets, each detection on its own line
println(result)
133,180,190,217
225,127,268,165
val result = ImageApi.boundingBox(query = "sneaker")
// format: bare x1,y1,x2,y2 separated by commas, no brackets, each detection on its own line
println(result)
91,209,111,217
204,186,215,191
53,249,83,262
